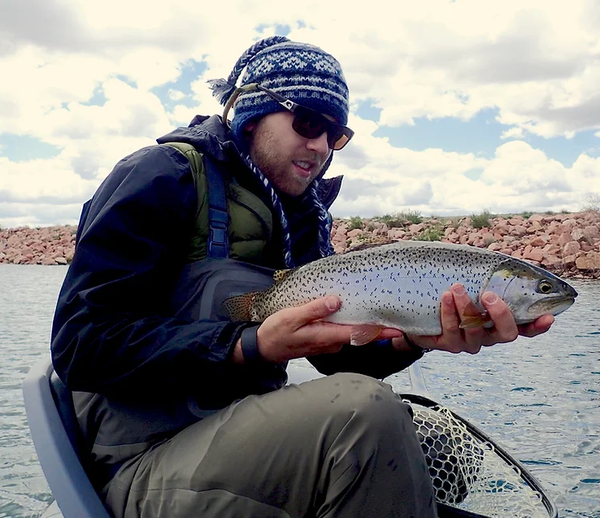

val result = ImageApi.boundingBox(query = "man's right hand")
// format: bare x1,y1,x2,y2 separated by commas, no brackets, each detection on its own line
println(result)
232,295,402,364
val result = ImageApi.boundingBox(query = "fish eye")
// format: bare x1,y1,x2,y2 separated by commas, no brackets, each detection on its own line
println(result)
537,280,554,294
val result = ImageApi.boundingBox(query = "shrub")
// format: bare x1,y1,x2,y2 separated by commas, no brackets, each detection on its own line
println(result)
416,227,443,241
378,213,405,228
400,209,423,224
348,216,364,230
583,193,600,212
471,209,493,229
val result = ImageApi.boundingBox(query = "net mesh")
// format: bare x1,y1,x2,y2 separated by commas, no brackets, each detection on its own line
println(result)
407,399,554,518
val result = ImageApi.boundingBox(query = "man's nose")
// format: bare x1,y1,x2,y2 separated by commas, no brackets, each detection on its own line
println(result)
306,131,330,156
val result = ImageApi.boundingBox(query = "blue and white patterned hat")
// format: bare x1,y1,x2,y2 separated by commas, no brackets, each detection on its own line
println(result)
207,36,344,267
209,36,349,144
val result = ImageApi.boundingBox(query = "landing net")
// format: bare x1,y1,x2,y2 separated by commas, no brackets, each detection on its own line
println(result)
403,394,558,518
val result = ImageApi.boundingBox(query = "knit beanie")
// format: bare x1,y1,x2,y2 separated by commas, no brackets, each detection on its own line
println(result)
208,36,349,145
208,36,346,267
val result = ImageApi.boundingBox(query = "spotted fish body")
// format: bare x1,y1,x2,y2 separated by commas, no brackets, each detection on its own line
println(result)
225,241,577,340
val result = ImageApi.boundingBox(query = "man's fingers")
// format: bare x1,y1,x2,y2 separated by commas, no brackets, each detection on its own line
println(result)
480,291,518,343
518,314,554,337
292,296,342,327
304,295,341,323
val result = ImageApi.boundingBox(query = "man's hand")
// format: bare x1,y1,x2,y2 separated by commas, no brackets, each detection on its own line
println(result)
393,283,554,354
233,296,402,364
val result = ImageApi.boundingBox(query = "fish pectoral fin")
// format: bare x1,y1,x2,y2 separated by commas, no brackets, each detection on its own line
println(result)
459,313,492,329
458,299,491,329
350,324,385,346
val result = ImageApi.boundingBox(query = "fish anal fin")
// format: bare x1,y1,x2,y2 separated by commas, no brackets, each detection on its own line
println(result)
350,324,385,346
223,292,257,321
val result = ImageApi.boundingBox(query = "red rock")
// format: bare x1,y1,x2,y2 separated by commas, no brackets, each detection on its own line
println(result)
528,214,545,222
542,255,562,268
584,225,600,242
563,254,577,267
529,221,543,232
523,248,545,262
557,232,572,247
494,224,510,235
571,228,586,242
576,252,600,270
530,236,549,247
510,225,528,237
387,229,406,240
563,241,581,256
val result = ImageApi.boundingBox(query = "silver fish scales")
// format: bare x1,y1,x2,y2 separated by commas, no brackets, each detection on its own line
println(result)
225,241,578,344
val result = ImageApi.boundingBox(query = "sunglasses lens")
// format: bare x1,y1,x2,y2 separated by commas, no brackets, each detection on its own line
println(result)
330,129,350,151
292,109,328,140
291,106,353,150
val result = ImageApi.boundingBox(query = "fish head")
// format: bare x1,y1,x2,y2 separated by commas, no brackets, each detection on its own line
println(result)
484,259,578,324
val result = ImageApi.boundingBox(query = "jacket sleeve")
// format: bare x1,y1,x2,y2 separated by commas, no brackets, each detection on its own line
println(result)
307,340,424,380
51,145,250,398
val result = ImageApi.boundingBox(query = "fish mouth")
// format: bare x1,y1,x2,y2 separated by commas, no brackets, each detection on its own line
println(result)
528,295,577,316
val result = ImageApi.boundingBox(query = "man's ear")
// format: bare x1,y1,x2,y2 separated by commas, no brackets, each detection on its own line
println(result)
242,121,256,141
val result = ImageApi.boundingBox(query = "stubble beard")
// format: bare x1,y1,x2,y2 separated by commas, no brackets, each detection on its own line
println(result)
249,123,321,197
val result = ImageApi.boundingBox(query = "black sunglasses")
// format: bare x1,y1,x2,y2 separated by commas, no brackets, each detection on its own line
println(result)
223,83,354,151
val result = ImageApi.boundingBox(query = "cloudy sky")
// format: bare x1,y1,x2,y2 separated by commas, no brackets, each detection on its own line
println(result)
1,0,600,228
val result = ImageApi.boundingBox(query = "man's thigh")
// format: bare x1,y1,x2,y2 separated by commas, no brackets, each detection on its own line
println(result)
104,372,428,518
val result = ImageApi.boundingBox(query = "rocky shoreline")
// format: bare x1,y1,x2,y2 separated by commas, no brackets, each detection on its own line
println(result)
1,211,599,278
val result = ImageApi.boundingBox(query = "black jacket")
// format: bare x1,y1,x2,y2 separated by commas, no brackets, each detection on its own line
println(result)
51,115,421,407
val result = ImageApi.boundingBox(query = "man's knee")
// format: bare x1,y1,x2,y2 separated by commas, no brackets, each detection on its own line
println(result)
303,372,414,436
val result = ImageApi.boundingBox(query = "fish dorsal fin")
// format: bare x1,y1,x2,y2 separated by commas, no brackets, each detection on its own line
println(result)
223,292,258,321
273,268,296,283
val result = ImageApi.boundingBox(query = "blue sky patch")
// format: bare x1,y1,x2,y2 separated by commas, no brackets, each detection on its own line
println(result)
0,134,62,162
254,23,292,37
151,59,208,112
81,85,108,107
373,108,505,158
366,105,600,166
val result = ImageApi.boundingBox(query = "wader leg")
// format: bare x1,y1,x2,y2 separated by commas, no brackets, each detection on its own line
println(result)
104,372,437,518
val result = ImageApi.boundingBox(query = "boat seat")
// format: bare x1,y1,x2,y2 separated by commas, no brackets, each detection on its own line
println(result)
23,357,112,518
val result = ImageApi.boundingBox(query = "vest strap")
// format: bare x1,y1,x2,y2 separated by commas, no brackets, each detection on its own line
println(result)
204,154,229,259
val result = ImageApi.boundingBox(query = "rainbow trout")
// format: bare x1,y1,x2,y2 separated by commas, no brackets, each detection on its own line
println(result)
225,241,577,345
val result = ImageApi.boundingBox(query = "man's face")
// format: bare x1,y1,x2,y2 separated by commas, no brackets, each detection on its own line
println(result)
247,111,332,197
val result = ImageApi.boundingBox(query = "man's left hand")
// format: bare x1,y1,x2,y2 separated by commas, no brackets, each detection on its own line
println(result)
392,283,554,355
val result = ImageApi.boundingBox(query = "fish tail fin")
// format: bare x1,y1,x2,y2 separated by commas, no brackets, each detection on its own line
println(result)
223,292,257,321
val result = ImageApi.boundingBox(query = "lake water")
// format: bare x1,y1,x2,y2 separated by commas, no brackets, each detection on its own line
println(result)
0,264,598,517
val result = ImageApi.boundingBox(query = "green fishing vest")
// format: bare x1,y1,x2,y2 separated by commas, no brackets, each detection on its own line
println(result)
162,142,274,264
74,143,282,487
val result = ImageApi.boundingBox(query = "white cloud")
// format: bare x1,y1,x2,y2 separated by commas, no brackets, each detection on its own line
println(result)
1,0,600,226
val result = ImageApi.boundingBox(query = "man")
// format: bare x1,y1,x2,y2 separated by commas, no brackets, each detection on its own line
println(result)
51,36,553,518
